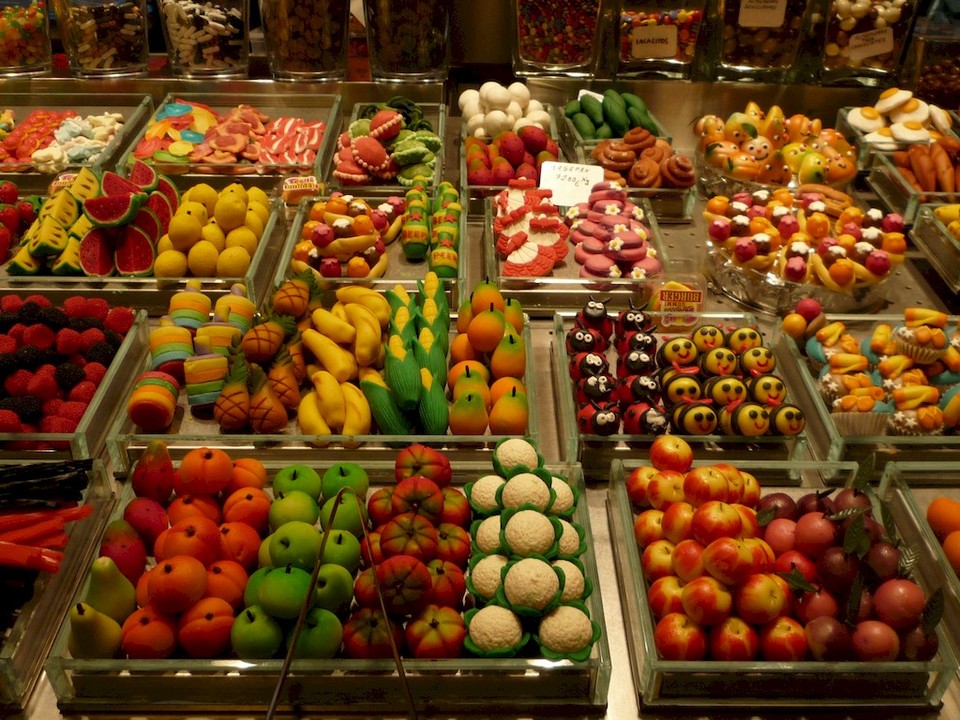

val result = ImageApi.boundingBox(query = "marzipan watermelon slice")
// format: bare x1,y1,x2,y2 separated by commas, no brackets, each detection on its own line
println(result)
83,192,144,228
145,191,172,235
68,167,102,202
101,171,144,197
79,228,116,276
128,159,159,193
155,175,180,214
131,207,161,245
115,225,155,277
51,238,84,276
38,189,80,228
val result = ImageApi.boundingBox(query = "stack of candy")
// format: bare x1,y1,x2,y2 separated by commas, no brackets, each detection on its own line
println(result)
563,180,661,281
149,316,193,382
492,178,568,277
126,371,181,432
169,278,211,332
212,283,257,334
183,353,229,414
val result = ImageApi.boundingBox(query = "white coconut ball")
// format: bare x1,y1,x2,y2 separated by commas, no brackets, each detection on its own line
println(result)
484,84,513,111
459,88,480,113
508,82,531,110
478,81,502,108
526,99,544,114
485,110,511,137
465,114,486,136
526,110,552,131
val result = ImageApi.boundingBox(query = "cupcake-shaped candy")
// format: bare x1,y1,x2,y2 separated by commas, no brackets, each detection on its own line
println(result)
894,323,948,364
832,394,891,436
889,406,945,436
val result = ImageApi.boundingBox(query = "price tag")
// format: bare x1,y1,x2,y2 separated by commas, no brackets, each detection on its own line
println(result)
849,27,894,62
738,0,787,28
630,24,678,59
539,161,604,207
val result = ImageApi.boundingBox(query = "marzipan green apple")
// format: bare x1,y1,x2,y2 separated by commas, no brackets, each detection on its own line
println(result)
269,520,322,569
288,607,343,658
244,566,273,608
268,490,320,530
313,563,355,614
258,565,315,620
321,462,369,503
319,491,368,537
320,529,362,574
273,464,323,501
231,604,283,658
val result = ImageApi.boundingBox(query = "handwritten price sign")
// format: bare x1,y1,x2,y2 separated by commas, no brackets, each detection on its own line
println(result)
539,161,604,207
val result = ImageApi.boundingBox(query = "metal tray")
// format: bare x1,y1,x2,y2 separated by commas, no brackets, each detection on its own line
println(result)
106,313,539,475
0,177,285,315
0,94,153,194
45,458,610,715
553,310,807,480
0,309,147,461
0,460,114,709
607,457,959,711
483,196,670,317
775,313,960,481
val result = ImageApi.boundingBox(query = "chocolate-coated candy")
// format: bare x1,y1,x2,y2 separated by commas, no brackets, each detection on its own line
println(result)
566,326,606,355
616,330,657,358
691,324,726,353
720,401,770,436
577,401,620,437
618,349,657,377
699,347,739,377
748,373,787,406
657,337,698,367
662,373,702,406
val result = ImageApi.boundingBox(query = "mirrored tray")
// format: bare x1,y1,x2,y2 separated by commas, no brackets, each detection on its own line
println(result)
326,102,446,194
45,458,610,715
0,460,113,709
0,309,146,461
106,314,539,474
0,94,153,194
483,196,669,317
607,457,959,711
910,203,960,294
276,194,467,309
0,177,285,315
867,150,956,226
553,310,808,480
117,93,341,180
775,313,960,481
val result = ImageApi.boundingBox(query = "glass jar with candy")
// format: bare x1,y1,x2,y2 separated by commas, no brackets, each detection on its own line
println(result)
616,0,707,78
703,0,814,82
511,0,605,76
364,0,450,81
159,0,250,77
53,0,149,76
0,0,51,75
259,0,349,80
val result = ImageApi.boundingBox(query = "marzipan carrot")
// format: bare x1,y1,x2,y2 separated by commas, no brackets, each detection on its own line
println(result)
0,540,63,572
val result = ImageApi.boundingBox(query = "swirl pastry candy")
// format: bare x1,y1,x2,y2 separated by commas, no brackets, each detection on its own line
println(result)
627,156,662,188
660,154,696,189
591,140,637,173
622,127,656,153
640,138,673,165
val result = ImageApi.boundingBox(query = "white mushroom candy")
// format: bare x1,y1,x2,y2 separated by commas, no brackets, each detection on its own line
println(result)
526,99,544,114
508,82,531,110
513,117,534,131
478,81,503,109
485,110,511,137
484,84,513,111
506,100,523,124
466,114,487,136
459,88,480,113
462,96,483,122
525,109,552,131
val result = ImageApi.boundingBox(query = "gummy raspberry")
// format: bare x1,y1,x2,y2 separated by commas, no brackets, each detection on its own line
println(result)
7,322,25,343
39,416,77,434
56,401,88,425
104,307,135,336
82,362,107,385
0,295,22,314
55,328,82,356
22,324,55,350
42,398,64,417
63,296,88,319
27,369,59,400
67,353,87,368
0,334,16,354
4,369,32,397
0,409,21,433
68,381,97,403
21,294,51,309
0,396,42,423
85,298,109,321
79,328,106,350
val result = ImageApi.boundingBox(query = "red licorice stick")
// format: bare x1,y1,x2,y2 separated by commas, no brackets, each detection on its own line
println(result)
35,532,70,550
0,540,63,573
0,503,92,533
0,516,66,544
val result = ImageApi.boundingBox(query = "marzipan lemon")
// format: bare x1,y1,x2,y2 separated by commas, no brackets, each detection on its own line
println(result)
243,208,265,237
225,226,259,256
185,183,219,215
187,240,219,277
156,234,173,254
216,246,251,277
214,193,247,231
167,214,203,253
201,221,227,253
221,183,249,206
177,200,209,225
248,200,270,227
154,249,188,278
247,186,270,208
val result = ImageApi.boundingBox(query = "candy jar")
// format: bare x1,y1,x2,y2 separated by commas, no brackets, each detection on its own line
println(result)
53,0,148,76
259,0,349,80
705,0,813,82
511,0,605,76
819,0,920,85
363,0,450,81
159,0,249,77
616,0,707,78
903,19,960,108
0,0,51,75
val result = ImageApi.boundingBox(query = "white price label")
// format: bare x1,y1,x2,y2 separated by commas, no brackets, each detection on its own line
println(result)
849,27,894,62
738,0,787,27
539,161,604,207
630,24,678,59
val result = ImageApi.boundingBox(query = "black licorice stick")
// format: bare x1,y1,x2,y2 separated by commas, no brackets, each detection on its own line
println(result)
0,459,93,509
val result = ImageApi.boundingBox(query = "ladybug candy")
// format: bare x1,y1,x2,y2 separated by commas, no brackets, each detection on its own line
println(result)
577,401,620,436
616,301,653,337
566,326,606,354
616,374,661,408
570,352,608,382
575,297,613,339
618,348,658,377
576,373,616,405
616,330,657,358
623,401,669,435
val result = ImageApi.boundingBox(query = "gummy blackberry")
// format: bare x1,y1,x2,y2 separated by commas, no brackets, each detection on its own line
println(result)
0,353,16,380
16,302,43,324
55,363,86,391
85,341,115,366
13,345,44,369
38,306,69,330
0,312,16,332
0,396,42,423
104,329,124,349
68,316,104,332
